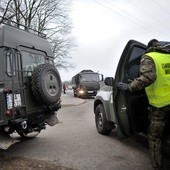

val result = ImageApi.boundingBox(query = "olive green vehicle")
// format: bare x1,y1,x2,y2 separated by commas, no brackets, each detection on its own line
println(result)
0,17,62,149
72,70,103,98
94,40,170,153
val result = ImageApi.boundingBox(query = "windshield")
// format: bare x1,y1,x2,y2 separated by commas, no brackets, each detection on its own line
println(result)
80,73,99,82
22,50,45,76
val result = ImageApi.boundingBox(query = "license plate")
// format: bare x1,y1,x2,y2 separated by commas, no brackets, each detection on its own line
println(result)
6,94,22,109
88,91,94,93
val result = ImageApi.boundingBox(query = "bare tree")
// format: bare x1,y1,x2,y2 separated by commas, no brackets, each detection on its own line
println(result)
0,0,75,70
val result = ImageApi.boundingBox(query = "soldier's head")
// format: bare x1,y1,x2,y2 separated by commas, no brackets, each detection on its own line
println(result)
147,39,158,49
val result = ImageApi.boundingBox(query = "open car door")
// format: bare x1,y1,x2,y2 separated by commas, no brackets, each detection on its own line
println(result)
113,40,149,137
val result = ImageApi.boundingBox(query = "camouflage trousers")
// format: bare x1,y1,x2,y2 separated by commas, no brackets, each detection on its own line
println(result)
148,106,169,170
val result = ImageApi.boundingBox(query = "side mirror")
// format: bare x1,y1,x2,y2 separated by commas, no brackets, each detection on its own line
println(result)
99,74,104,81
104,77,114,86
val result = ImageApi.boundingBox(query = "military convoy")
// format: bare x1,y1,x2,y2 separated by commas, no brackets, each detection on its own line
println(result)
0,17,62,149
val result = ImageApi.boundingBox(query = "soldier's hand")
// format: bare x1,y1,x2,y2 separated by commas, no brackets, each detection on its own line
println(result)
116,82,129,91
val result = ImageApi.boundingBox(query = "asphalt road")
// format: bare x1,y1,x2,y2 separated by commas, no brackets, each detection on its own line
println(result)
1,92,155,170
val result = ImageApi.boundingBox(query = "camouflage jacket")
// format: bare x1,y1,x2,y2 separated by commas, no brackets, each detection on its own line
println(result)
128,43,170,92
128,54,156,92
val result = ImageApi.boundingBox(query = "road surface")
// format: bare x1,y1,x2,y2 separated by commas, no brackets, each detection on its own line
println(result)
1,91,155,170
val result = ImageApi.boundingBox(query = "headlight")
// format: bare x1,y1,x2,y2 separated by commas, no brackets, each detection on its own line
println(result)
78,89,85,94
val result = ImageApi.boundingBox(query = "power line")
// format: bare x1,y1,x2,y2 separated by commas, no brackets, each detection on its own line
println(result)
94,0,136,25
94,0,169,39
153,0,170,16
101,0,169,39
125,0,170,33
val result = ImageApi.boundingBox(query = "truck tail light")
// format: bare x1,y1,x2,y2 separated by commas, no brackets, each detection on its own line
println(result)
3,88,12,93
6,110,17,116
6,110,11,116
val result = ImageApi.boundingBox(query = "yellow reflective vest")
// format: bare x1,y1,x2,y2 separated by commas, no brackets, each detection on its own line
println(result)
145,52,170,108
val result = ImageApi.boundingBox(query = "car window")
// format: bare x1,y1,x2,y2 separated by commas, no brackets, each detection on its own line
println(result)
80,73,100,82
6,50,21,77
6,51,16,76
129,46,145,62
127,56,141,80
22,50,45,76
127,46,145,79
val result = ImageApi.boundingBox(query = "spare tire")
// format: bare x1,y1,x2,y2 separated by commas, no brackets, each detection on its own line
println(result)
31,63,62,104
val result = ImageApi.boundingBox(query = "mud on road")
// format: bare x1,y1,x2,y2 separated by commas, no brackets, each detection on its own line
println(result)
0,153,75,170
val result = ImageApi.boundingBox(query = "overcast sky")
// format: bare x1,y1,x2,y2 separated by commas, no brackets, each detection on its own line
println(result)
59,0,170,81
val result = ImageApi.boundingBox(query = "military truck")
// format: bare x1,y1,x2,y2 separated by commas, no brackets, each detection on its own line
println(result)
72,70,103,98
0,17,62,149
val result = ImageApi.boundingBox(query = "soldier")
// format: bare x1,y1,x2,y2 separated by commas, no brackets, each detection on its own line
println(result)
117,39,170,170
63,83,66,94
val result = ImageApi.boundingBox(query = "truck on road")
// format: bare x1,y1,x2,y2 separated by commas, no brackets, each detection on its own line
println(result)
72,70,103,98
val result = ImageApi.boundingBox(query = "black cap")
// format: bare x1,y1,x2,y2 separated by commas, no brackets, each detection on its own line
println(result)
147,39,158,48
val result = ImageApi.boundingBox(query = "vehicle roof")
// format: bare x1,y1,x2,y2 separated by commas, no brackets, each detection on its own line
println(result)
80,70,94,73
72,70,98,79
0,24,53,57
79,70,98,75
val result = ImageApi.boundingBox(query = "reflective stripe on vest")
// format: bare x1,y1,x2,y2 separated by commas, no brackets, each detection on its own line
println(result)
145,52,170,108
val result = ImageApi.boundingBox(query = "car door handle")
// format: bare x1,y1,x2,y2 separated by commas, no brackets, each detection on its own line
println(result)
121,105,127,112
